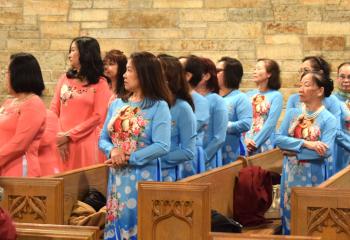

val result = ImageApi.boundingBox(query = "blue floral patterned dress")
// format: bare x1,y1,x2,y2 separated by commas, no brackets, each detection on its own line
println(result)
245,90,283,155
275,107,337,235
99,99,171,240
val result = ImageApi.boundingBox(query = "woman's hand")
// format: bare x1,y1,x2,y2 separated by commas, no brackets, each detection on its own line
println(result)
245,138,257,153
303,140,328,156
57,132,70,161
105,148,128,168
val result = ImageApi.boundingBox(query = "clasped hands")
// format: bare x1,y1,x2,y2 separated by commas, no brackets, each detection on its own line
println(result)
105,148,130,168
57,132,70,161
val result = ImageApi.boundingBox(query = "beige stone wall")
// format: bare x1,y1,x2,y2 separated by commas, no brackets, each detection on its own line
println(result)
1,0,350,105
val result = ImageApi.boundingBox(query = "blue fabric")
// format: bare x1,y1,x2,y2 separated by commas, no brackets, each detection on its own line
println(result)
275,108,337,235
334,93,350,172
245,90,283,155
286,93,342,177
203,93,228,170
161,99,196,181
191,92,210,174
99,99,171,240
222,90,252,164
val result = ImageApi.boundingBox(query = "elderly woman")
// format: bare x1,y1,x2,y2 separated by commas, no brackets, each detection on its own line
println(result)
275,71,337,235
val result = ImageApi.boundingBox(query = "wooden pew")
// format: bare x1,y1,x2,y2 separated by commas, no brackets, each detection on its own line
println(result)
291,164,350,240
210,232,321,240
16,223,99,240
0,164,108,225
138,149,284,240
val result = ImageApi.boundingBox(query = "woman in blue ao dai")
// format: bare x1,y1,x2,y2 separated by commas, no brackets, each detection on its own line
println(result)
158,54,196,181
286,56,341,177
245,59,283,156
184,56,228,171
217,57,252,164
334,62,350,171
179,56,210,174
99,52,172,240
275,72,337,235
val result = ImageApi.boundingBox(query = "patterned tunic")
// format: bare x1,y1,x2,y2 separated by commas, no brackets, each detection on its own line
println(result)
99,99,171,240
275,107,336,235
245,90,283,155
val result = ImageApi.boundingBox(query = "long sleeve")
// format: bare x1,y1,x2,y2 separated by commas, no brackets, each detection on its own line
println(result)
227,95,252,135
254,93,283,148
204,98,228,162
39,110,59,147
0,100,46,168
275,110,304,152
50,74,65,117
162,104,196,167
68,79,111,142
129,101,171,166
98,101,116,158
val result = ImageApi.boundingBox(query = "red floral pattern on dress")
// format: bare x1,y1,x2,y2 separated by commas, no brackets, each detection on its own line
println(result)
107,105,148,154
288,115,321,141
106,189,125,223
250,94,270,134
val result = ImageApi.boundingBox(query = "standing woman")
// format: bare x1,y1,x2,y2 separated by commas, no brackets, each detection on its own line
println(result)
217,57,252,164
245,58,283,155
99,51,172,240
287,56,341,177
50,36,111,171
158,54,196,181
334,62,350,170
275,72,336,234
0,53,46,176
180,55,210,174
187,56,228,171
103,49,127,102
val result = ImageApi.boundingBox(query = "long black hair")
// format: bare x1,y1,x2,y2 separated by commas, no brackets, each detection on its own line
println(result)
66,36,104,85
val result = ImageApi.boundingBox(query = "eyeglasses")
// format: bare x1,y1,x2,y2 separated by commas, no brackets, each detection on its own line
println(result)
338,74,350,81
216,68,224,74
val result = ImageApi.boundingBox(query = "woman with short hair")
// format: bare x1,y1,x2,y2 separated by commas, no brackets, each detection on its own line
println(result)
0,53,46,176
217,57,252,164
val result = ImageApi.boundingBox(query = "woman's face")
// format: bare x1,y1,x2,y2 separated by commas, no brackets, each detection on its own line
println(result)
216,61,225,89
4,66,14,95
123,59,140,93
104,59,118,81
68,41,80,70
253,60,270,84
299,73,323,103
337,64,350,93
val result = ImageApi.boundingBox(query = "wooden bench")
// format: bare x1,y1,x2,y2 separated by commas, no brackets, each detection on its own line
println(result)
138,149,284,240
291,164,350,240
16,223,99,240
210,232,321,240
0,164,108,239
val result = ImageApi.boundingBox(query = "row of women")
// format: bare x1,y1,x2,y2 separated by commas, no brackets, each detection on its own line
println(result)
0,36,349,239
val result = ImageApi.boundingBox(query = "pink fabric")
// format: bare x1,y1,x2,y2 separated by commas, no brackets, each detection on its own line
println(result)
50,74,111,170
38,109,62,176
0,95,46,177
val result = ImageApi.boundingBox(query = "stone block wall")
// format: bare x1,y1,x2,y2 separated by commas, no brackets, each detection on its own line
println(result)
1,0,350,105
